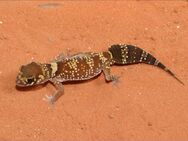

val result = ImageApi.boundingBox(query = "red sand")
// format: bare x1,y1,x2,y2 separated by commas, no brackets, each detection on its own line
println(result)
0,1,188,141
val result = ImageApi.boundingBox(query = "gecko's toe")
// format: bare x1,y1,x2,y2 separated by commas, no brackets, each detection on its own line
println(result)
43,95,55,104
112,75,120,85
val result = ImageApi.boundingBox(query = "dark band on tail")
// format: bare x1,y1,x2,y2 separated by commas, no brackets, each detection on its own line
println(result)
108,44,184,85
109,44,156,65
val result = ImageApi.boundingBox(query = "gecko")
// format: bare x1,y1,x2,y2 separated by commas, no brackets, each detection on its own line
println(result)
16,44,184,104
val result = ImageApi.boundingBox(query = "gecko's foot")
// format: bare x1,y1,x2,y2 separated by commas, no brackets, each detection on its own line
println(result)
43,95,55,104
106,75,120,84
54,48,71,61
54,53,66,62
111,75,120,85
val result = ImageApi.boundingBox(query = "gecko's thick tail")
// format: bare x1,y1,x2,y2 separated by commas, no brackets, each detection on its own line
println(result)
108,44,184,85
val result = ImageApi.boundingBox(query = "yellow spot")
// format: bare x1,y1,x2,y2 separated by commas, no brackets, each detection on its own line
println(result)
50,62,58,74
67,59,78,70
38,75,45,80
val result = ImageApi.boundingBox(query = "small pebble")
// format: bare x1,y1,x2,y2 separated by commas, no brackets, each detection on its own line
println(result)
138,92,142,95
108,114,114,119
176,25,180,29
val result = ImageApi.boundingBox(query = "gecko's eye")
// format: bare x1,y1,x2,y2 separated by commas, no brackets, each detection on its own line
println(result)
27,77,34,84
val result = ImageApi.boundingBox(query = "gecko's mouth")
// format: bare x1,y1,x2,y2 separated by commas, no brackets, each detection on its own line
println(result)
16,79,27,87
16,77,34,87
16,82,34,87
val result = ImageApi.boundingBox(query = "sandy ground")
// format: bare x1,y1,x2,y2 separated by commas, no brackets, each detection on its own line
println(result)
0,1,188,141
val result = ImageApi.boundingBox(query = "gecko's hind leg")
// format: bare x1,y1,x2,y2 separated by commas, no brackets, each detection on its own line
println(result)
102,62,120,84
44,78,64,104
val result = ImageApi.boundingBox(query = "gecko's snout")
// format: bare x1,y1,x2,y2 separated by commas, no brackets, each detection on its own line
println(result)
16,73,35,87
16,75,27,87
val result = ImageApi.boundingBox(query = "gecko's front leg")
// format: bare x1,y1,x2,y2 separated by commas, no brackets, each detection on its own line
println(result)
53,48,72,62
45,78,64,104
52,51,83,62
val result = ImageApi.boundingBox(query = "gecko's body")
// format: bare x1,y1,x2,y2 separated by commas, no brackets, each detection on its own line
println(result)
16,44,184,103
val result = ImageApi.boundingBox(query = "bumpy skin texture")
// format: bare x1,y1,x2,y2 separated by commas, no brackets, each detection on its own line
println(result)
16,44,183,104
109,44,184,84
16,50,115,104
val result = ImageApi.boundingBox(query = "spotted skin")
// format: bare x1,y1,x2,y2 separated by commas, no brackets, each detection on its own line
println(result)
108,44,184,85
16,44,184,104
16,51,114,104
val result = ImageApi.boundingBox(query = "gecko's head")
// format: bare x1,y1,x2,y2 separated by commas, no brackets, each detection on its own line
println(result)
16,62,48,87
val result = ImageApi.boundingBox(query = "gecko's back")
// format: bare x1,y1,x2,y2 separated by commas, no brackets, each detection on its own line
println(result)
53,52,112,82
